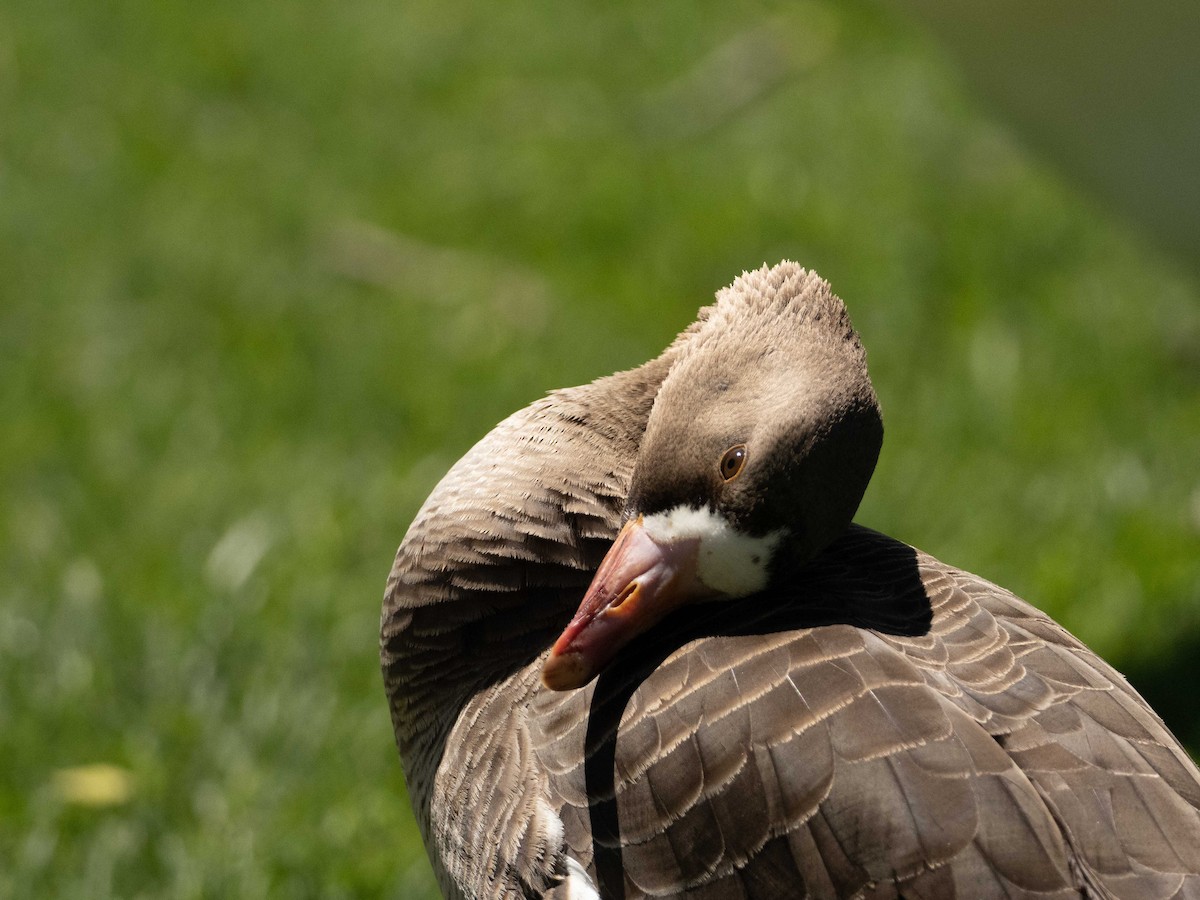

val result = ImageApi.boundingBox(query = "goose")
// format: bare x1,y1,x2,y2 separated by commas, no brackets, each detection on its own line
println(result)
381,262,1200,899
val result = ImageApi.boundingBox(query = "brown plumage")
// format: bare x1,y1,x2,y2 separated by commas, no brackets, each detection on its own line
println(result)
381,262,1200,899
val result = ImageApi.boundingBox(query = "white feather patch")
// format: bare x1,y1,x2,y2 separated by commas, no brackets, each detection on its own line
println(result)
536,797,563,855
563,856,600,900
641,505,782,597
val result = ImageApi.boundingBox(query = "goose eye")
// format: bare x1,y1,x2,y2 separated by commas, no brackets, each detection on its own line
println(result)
719,444,747,482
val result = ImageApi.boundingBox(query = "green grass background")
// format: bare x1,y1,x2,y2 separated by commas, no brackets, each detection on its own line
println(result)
2,1,1198,897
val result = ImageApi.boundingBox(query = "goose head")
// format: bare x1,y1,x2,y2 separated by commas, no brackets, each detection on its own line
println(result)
543,264,883,690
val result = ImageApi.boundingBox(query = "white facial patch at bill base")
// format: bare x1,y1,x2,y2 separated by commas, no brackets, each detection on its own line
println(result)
641,505,783,597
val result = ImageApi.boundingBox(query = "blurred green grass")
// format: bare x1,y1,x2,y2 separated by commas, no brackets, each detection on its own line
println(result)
1,0,1197,897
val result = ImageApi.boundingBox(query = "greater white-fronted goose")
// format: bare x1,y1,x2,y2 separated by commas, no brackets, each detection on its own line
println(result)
381,262,1200,899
